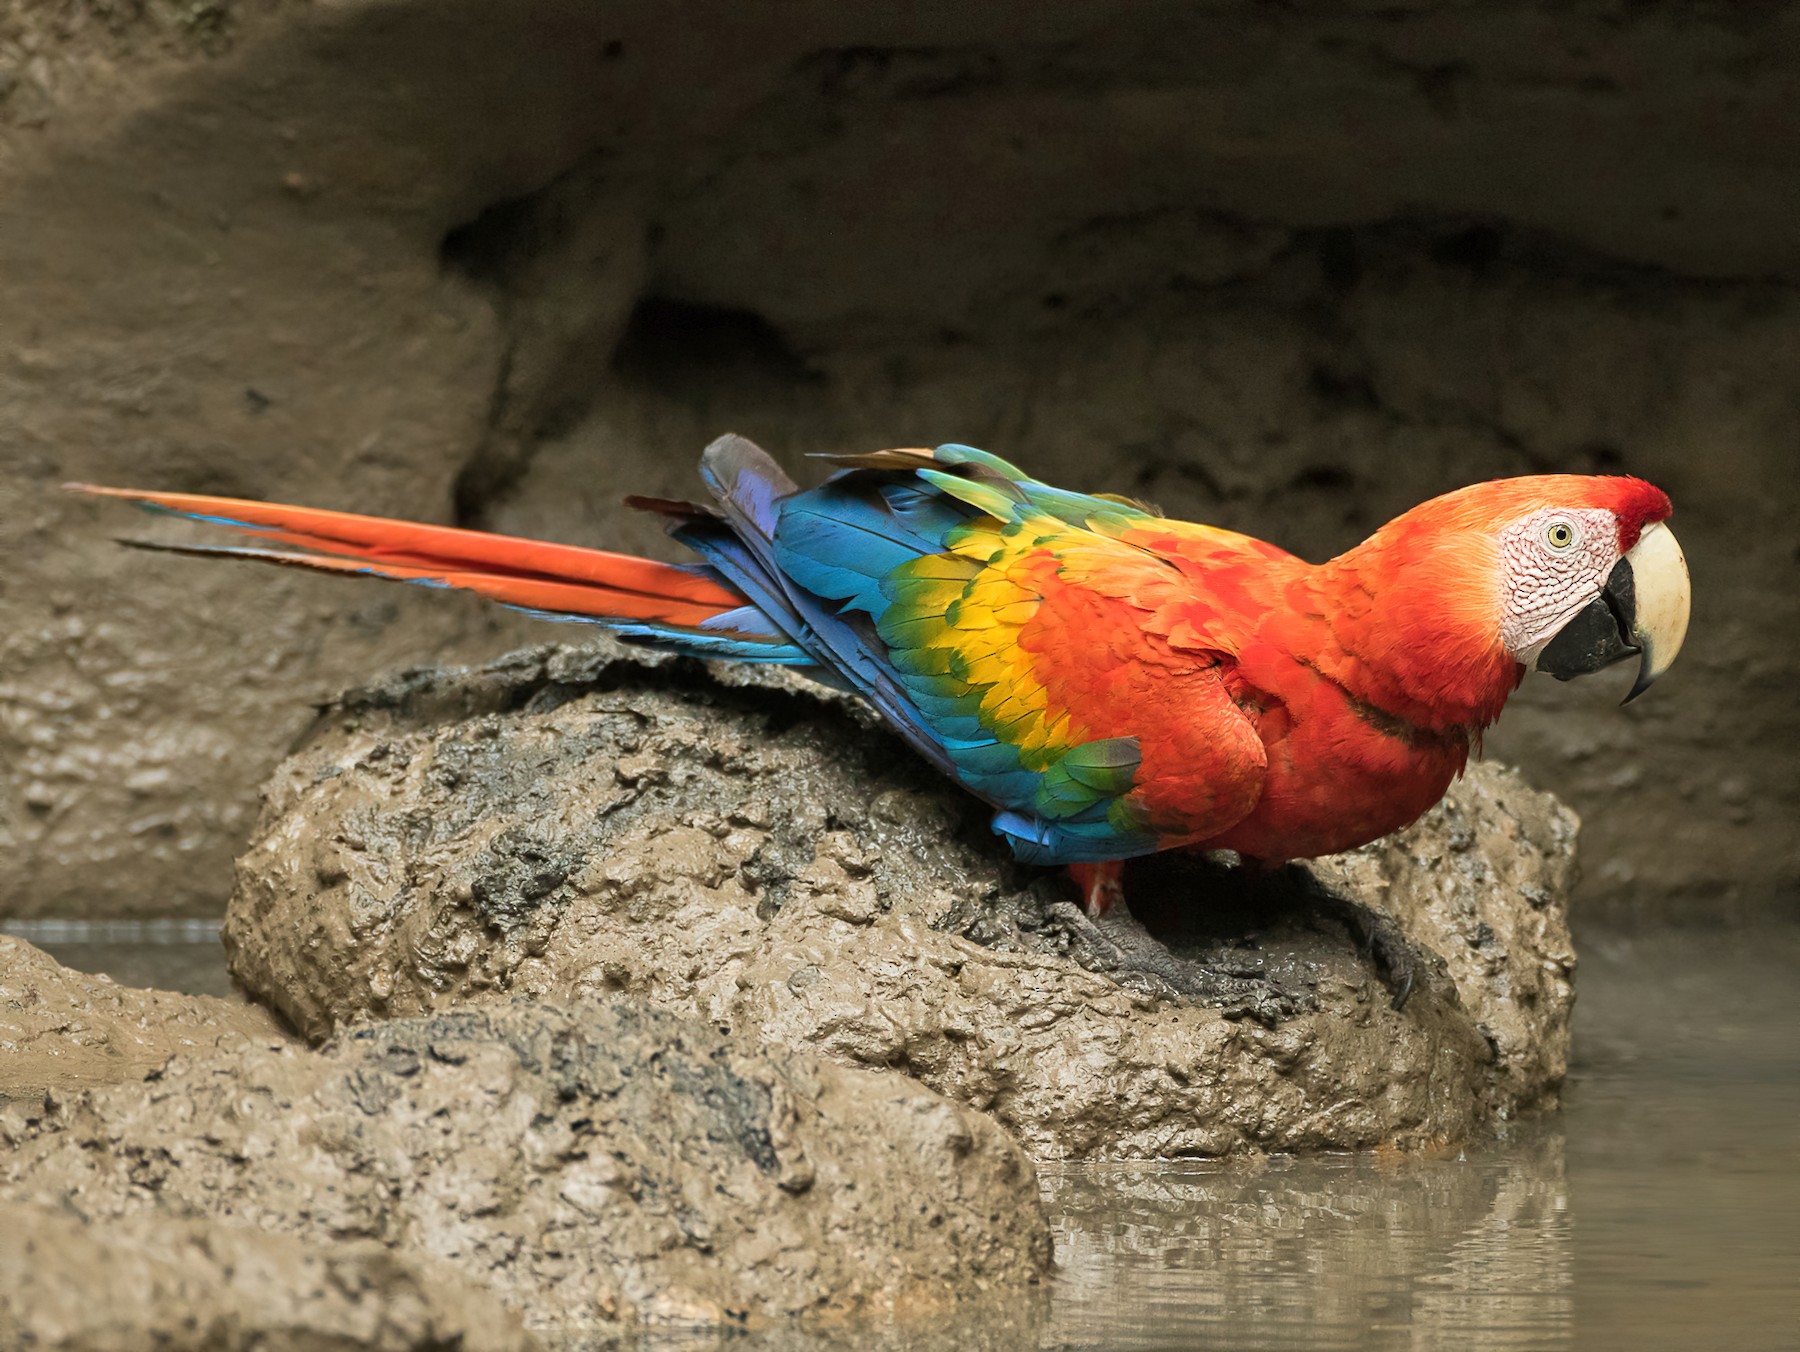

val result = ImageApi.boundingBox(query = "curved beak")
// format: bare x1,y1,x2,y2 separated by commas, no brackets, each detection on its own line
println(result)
1534,521,1691,702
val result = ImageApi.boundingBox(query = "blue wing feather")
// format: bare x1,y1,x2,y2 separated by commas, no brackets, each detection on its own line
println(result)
685,436,1159,863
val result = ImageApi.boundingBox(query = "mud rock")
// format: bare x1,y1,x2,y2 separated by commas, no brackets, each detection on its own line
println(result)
0,999,1048,1337
0,934,287,1101
0,1202,537,1352
223,643,1577,1159
1316,770,1578,1114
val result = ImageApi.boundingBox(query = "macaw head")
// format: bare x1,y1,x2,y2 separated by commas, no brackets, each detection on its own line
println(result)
1372,474,1691,707
1492,478,1689,701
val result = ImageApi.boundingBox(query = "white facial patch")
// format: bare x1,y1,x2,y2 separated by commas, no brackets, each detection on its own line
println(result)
1497,506,1621,661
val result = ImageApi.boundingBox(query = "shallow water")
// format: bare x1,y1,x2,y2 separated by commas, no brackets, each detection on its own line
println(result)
8,917,238,1000
9,920,1797,1351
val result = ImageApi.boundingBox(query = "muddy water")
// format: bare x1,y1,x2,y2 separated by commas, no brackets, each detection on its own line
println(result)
13,921,1798,1352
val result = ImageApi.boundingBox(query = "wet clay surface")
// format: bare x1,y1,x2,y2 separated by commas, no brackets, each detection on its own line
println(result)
10,924,1797,1351
0,998,1049,1338
224,642,1577,1158
0,1201,539,1352
0,932,285,1101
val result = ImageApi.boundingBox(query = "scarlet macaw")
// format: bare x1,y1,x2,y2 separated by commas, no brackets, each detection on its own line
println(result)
70,435,1689,930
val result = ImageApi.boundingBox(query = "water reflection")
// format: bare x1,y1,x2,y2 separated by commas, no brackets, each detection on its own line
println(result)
1044,1132,1571,1351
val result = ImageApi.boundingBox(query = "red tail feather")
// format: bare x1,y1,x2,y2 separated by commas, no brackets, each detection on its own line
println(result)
65,483,747,628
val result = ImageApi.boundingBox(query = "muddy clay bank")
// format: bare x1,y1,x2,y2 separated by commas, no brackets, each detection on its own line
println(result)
0,932,285,1101
0,1201,538,1352
0,995,1048,1344
224,642,1579,1159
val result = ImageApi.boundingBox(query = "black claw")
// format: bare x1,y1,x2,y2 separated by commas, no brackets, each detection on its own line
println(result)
1279,865,1418,1013
1045,898,1308,1024
1385,959,1415,1014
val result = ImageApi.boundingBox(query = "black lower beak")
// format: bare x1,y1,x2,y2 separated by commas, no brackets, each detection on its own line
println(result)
1536,557,1638,683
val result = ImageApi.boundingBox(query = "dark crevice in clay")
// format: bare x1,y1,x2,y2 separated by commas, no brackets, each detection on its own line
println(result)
451,344,519,531
440,184,532,530
611,296,824,394
440,192,544,286
437,164,635,530
321,645,855,742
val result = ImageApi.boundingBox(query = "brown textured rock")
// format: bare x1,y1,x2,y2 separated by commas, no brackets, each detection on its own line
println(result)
0,1202,538,1352
1317,770,1578,1114
0,999,1049,1337
222,643,1577,1158
0,934,287,1100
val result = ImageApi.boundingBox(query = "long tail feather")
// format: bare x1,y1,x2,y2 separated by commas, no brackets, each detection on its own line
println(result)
64,482,812,658
109,537,749,630
65,483,740,612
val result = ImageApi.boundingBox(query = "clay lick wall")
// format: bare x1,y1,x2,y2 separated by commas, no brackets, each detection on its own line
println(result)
2,1,1795,919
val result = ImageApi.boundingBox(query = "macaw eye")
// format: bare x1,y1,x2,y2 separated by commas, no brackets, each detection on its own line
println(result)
1544,521,1576,551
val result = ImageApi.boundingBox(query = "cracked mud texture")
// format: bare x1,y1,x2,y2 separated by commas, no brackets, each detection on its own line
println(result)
224,642,1577,1159
4,1,1795,923
0,933,287,1101
0,999,1048,1340
0,1201,539,1352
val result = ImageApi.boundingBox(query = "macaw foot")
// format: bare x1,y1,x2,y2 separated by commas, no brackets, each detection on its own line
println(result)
1278,864,1418,1013
1067,860,1126,918
1047,891,1307,1025
1058,859,1419,1016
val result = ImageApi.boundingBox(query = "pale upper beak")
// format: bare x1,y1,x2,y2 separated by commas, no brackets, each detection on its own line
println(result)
1534,520,1691,702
